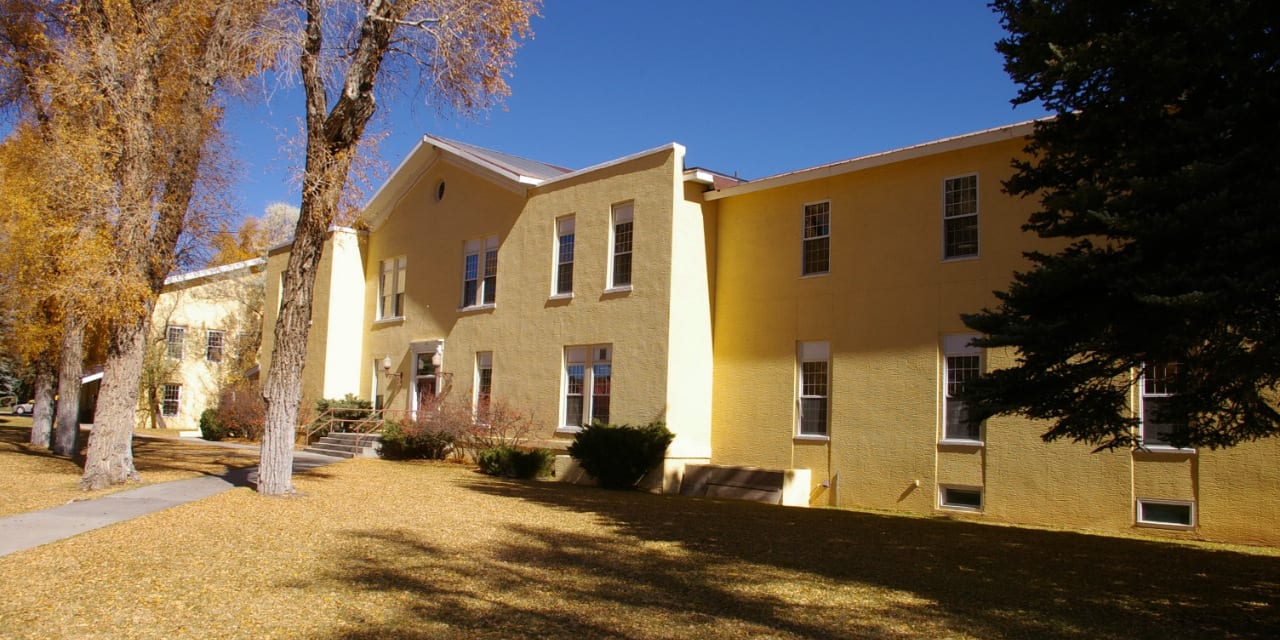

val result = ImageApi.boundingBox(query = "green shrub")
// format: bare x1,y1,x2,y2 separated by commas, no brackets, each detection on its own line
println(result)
568,421,674,489
198,408,229,441
476,446,554,479
379,419,455,460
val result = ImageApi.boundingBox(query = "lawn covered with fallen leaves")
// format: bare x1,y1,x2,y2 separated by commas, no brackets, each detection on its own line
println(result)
0,420,260,517
1,453,1278,639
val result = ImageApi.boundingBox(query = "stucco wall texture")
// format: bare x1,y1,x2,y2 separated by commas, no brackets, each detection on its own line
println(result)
710,133,1280,546
261,127,1280,547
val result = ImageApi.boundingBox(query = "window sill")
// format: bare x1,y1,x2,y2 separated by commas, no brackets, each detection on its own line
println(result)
603,285,632,295
799,271,829,279
1135,444,1196,455
555,426,583,435
938,438,984,448
1135,520,1195,531
373,316,404,326
457,303,496,314
794,434,830,443
941,254,980,263
939,503,983,513
548,293,573,301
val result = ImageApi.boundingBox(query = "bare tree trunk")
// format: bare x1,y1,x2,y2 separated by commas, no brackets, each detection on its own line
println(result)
258,257,313,494
53,316,85,456
28,363,54,448
258,0,398,495
80,317,148,490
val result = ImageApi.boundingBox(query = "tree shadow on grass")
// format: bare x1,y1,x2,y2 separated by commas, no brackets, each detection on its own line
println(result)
311,472,1278,638
323,526,947,640
0,423,64,461
426,477,1277,639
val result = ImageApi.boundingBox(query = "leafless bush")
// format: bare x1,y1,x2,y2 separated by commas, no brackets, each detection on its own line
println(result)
216,379,265,440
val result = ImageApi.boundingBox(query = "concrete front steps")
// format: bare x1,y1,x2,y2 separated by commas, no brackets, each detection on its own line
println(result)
304,431,382,459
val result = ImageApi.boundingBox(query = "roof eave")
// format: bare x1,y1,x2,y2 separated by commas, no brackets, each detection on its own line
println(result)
535,143,684,190
704,119,1040,201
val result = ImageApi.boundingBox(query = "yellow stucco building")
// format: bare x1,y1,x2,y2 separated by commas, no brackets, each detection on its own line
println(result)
264,123,1280,546
144,257,266,432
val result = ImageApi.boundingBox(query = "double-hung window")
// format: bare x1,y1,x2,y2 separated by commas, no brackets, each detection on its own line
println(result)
462,237,498,308
205,330,224,363
942,334,983,443
797,341,830,437
166,326,186,360
475,352,493,416
609,203,633,289
563,345,612,430
379,256,406,319
1140,362,1181,447
554,217,575,296
802,201,830,276
943,174,979,259
161,383,181,417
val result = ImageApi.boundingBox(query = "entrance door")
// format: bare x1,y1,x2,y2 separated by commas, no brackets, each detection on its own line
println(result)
412,351,437,416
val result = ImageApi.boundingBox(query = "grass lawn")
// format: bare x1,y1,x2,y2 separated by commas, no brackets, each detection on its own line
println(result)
0,420,260,518
0,437,1277,639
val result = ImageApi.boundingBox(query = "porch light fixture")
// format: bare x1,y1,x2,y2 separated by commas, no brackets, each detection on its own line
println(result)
382,354,402,383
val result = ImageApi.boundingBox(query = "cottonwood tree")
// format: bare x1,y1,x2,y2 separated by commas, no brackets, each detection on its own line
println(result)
206,202,299,267
0,121,112,452
0,3,113,452
208,217,269,267
261,202,301,247
258,0,538,494
2,1,275,486
962,1,1280,450
82,2,278,489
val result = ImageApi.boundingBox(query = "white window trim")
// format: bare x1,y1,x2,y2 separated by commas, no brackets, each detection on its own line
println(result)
166,326,186,360
161,383,181,417
205,329,225,363
941,334,984,446
939,484,983,512
607,202,634,291
475,351,493,415
461,237,499,310
796,341,830,439
942,173,980,261
553,216,575,298
1135,498,1196,529
1137,363,1195,453
801,200,831,277
371,358,383,411
378,256,407,321
558,344,612,433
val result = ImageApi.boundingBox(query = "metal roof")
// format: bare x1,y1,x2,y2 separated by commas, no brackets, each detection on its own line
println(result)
428,136,571,183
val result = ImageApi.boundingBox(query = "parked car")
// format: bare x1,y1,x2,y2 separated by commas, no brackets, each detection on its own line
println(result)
11,400,35,416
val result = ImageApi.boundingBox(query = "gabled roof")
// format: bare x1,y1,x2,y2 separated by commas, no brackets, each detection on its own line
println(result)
363,134,685,231
704,119,1040,201
362,134,571,229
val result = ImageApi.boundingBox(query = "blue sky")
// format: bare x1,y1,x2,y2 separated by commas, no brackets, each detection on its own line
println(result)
224,1,1048,218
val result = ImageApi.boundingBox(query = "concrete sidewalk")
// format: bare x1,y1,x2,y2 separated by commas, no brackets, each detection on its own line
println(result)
0,446,341,558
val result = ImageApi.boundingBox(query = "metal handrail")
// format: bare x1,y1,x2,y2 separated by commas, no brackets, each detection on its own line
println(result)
302,408,412,445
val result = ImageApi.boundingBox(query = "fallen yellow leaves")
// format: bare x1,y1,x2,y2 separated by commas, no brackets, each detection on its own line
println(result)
1,432,1278,639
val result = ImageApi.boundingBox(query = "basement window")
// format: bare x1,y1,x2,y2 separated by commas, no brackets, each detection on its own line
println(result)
1136,499,1195,529
939,485,983,512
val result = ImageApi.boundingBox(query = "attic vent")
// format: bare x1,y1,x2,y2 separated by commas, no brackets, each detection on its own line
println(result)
435,180,446,202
